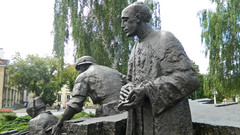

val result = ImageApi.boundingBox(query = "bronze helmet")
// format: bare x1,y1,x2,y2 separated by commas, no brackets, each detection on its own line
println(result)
75,56,95,70
26,96,46,118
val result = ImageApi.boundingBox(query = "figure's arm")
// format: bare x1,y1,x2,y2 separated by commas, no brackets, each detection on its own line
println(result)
52,78,88,135
53,106,77,131
52,95,86,135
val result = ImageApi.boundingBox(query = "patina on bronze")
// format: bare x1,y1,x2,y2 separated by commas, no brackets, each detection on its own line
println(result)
52,56,127,135
119,2,200,135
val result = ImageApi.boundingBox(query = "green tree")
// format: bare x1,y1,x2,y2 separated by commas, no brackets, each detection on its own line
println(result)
56,64,78,91
188,61,204,100
7,53,59,106
202,73,225,101
53,0,160,74
198,0,240,97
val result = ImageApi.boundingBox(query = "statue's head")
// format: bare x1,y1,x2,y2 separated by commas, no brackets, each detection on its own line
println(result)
75,56,95,73
121,2,152,37
26,96,46,118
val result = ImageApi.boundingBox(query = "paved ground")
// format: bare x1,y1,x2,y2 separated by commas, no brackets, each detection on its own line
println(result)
9,99,240,128
12,108,96,117
189,98,240,128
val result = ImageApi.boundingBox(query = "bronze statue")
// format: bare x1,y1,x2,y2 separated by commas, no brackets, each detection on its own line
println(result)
119,2,200,135
52,56,127,135
27,95,58,135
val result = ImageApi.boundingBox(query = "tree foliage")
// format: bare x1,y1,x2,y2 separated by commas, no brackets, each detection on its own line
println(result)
189,61,204,100
53,0,160,74
56,64,78,91
199,0,240,97
7,53,59,105
202,73,225,101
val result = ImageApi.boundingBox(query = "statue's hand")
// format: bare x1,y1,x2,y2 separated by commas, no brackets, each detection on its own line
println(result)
119,83,134,102
123,86,146,110
51,125,61,135
118,83,134,111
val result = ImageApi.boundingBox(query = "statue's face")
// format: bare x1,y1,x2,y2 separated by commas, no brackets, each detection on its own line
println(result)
78,64,90,74
121,8,138,37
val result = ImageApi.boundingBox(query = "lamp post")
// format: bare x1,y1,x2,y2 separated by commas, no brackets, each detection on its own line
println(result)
212,89,217,104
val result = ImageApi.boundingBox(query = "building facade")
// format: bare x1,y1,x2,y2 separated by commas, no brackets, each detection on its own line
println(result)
0,58,25,108
0,58,8,108
54,84,72,108
54,84,94,109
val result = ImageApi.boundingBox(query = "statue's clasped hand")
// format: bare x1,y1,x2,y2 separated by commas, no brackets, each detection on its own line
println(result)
120,84,132,101
118,83,133,111
124,86,146,110
118,83,146,111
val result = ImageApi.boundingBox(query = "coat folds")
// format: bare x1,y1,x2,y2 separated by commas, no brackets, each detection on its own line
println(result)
125,30,200,135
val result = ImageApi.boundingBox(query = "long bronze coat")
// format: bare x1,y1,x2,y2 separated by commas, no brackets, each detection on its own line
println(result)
125,30,200,135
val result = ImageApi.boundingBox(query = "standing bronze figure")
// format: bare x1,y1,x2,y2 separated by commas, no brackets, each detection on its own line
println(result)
119,2,200,135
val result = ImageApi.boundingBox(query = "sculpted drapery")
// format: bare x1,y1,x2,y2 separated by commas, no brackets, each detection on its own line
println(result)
124,30,199,135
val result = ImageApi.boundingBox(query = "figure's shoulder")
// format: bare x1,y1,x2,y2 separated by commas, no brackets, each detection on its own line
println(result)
154,30,182,47
88,64,124,80
42,111,58,119
84,64,105,73
75,71,88,83
92,64,119,74
154,30,176,39
84,64,106,75
75,65,109,84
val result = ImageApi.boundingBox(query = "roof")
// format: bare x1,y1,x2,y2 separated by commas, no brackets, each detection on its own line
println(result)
0,59,9,66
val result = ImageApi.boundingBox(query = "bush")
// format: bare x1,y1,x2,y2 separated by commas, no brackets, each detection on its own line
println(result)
14,115,31,123
0,115,31,133
71,111,94,120
2,114,17,121
56,111,94,120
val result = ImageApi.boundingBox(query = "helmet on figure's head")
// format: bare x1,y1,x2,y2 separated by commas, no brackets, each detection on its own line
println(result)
26,96,46,118
75,56,95,70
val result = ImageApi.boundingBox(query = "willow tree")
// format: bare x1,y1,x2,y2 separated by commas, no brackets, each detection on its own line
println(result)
199,0,240,97
53,0,160,74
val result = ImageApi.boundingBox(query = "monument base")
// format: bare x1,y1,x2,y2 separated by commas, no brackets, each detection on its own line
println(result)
63,99,240,135
63,112,127,135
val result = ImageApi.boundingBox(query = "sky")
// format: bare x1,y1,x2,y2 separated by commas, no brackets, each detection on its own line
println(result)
160,0,215,74
0,0,214,74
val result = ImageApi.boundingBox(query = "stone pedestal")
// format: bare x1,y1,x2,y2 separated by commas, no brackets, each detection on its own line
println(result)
193,122,240,135
63,99,240,135
63,112,127,135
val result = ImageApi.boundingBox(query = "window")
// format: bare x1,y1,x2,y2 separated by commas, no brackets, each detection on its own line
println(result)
67,95,70,101
58,95,61,102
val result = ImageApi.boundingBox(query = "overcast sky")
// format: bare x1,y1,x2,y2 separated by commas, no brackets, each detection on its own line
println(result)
0,0,214,74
